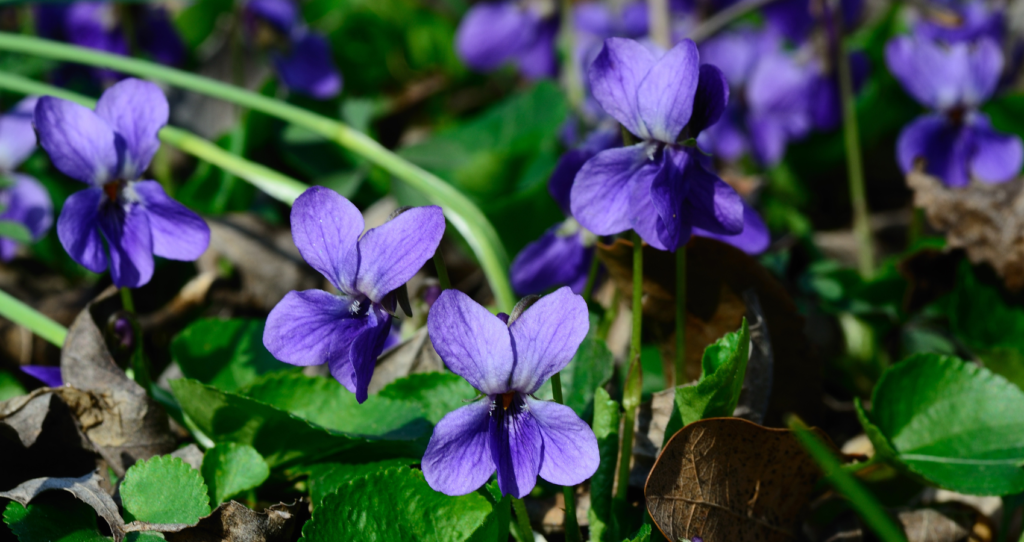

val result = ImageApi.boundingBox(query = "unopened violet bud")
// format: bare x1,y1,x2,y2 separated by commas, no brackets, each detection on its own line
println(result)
423,284,442,308
113,314,134,350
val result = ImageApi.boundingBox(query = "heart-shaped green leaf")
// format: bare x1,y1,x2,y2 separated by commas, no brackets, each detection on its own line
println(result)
121,455,211,524
200,443,270,507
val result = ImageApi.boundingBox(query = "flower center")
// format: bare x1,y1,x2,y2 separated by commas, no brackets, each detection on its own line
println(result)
501,392,515,411
947,106,967,126
102,181,121,203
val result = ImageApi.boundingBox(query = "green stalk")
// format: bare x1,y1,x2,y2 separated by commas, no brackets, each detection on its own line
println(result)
788,416,907,542
120,287,135,313
674,246,686,388
649,0,672,49
511,496,534,541
0,72,308,205
432,250,452,291
550,372,582,542
558,0,585,112
0,33,514,312
0,288,67,347
836,24,875,278
615,232,645,501
581,253,600,303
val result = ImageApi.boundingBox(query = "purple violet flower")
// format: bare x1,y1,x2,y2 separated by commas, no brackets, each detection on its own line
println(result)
245,0,343,99
915,2,1004,44
0,97,53,261
570,37,742,252
510,220,596,295
262,187,445,403
21,365,63,388
886,33,1023,187
422,287,599,497
34,78,211,287
35,3,185,84
455,1,559,79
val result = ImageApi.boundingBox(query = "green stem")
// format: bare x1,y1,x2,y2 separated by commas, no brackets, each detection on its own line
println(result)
432,250,452,291
788,416,907,542
836,22,875,278
596,288,620,342
558,0,585,112
0,288,67,347
120,287,135,314
908,207,925,247
615,232,644,502
581,252,600,303
511,496,533,542
0,72,308,205
674,246,686,388
0,33,515,313
549,372,582,542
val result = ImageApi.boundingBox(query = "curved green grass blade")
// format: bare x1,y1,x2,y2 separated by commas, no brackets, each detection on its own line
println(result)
0,288,67,347
0,32,514,312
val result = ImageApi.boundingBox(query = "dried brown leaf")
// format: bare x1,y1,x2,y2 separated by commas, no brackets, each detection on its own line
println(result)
366,326,445,394
124,500,308,542
0,471,125,540
908,171,1024,291
596,237,819,424
645,418,831,542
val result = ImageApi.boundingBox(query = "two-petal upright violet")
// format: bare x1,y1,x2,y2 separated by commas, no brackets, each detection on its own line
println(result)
262,187,445,403
886,33,1023,187
570,38,743,252
0,97,52,261
455,0,558,79
34,78,210,287
245,0,343,99
422,287,599,498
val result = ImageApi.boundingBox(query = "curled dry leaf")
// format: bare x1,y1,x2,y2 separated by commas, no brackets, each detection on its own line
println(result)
0,470,125,541
645,417,833,542
908,170,1024,291
123,500,308,542
596,237,819,424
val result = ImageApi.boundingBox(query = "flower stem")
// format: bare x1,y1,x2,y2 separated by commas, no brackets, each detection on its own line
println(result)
511,496,533,541
120,287,135,314
0,288,67,347
836,20,875,278
649,0,672,49
432,250,452,290
558,0,585,112
673,246,686,388
549,372,582,542
0,33,515,313
581,252,601,303
615,232,645,502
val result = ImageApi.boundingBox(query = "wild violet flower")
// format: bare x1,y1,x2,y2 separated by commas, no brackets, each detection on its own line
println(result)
455,0,558,79
422,287,599,498
915,2,1004,44
262,187,445,403
762,0,863,44
886,33,1023,187
34,78,210,287
0,98,52,262
245,0,343,99
21,365,63,388
571,37,743,252
36,3,184,84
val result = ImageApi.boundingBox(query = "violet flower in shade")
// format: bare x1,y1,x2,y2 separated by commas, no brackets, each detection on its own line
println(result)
763,0,863,44
915,2,1004,44
0,98,53,262
245,0,343,99
35,3,185,83
571,38,743,252
422,287,599,498
455,0,559,79
34,79,210,287
262,187,445,403
886,34,1023,187
21,366,63,388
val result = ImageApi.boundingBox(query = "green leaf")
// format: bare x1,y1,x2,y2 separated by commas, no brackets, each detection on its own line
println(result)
170,378,421,469
241,372,432,439
858,354,1024,496
0,220,32,244
588,387,622,542
3,493,108,542
121,455,211,524
201,443,270,507
949,262,1024,389
378,372,478,425
983,93,1024,143
303,459,416,507
536,332,616,420
624,524,652,542
664,319,750,439
0,369,26,401
299,468,500,541
171,318,292,392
